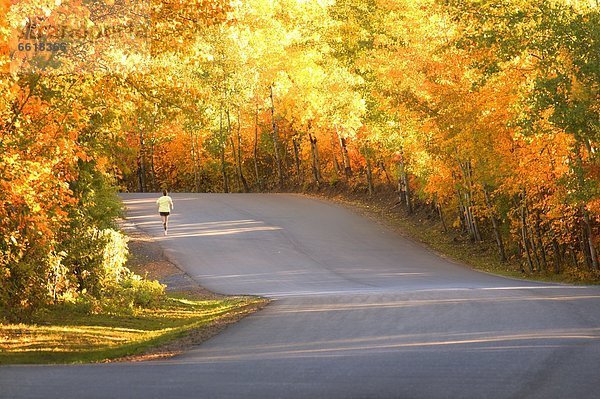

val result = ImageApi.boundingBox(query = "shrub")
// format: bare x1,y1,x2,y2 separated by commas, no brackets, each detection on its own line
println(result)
96,276,165,314
121,276,166,308
1,222,166,319
59,227,165,313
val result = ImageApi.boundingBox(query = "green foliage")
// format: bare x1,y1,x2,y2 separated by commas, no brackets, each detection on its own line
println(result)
57,227,165,314
99,276,166,314
0,173,162,320
70,167,124,230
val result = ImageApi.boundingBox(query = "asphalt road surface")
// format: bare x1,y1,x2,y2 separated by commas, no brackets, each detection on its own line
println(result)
2,193,600,399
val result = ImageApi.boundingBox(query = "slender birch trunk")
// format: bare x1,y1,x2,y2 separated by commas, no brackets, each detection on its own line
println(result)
574,146,598,269
269,85,284,189
253,102,261,190
331,133,340,177
309,132,321,184
293,136,302,185
582,206,599,270
534,216,547,271
484,188,507,261
219,106,229,193
149,137,156,192
190,131,201,192
521,192,534,272
335,126,352,177
581,225,594,269
366,157,373,196
236,108,249,192
437,201,448,233
229,136,240,192
379,160,393,186
552,238,561,274
137,129,146,192
465,161,481,241
397,151,412,213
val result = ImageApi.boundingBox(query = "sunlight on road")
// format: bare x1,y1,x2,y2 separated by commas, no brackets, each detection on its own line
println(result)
164,327,600,364
159,226,282,239
157,220,282,239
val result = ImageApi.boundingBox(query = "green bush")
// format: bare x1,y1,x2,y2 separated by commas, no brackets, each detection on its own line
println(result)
121,276,166,308
56,227,128,300
97,276,165,314
57,227,165,314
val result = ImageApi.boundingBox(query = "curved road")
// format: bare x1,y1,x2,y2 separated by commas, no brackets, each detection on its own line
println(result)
2,193,600,399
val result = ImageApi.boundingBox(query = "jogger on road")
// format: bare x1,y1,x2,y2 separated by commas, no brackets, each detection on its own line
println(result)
156,190,174,235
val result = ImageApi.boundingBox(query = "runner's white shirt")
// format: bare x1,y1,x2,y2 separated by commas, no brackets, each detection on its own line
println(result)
156,196,173,213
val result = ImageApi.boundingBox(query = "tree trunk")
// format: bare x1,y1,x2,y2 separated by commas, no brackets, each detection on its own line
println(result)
269,85,284,189
464,193,476,240
484,188,507,262
552,238,561,274
436,202,448,233
331,133,340,177
190,131,201,192
148,110,158,191
293,136,302,185
253,102,261,190
282,128,289,175
149,138,156,192
397,153,412,214
582,206,599,270
570,246,579,268
457,190,467,234
463,161,482,242
338,133,352,177
229,136,240,192
137,129,146,192
236,108,249,192
521,194,534,273
226,110,240,192
379,160,393,186
575,147,598,269
453,171,467,233
137,158,144,192
528,225,541,271
581,225,593,269
309,132,321,184
534,216,547,271
366,157,373,196
219,106,229,193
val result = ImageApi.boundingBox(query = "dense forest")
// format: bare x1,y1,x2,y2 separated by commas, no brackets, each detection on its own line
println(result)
1,0,599,315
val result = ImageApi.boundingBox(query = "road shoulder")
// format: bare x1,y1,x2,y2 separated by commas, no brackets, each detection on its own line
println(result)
114,220,270,362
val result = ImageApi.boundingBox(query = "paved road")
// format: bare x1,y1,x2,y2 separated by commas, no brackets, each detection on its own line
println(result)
2,193,600,399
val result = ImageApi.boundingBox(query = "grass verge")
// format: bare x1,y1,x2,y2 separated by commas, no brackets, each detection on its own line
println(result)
0,295,266,365
0,222,269,365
